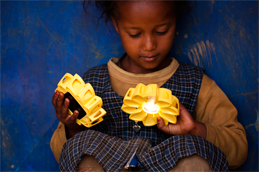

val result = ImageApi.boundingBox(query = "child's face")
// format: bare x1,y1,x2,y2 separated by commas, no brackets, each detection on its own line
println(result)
112,1,176,73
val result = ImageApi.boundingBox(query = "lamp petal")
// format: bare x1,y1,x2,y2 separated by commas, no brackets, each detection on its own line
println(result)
121,104,142,114
56,73,74,93
144,84,158,99
159,112,177,124
133,83,146,96
143,113,158,126
163,118,169,125
156,100,171,108
66,74,85,95
160,106,179,116
132,95,146,104
158,88,172,103
129,110,147,121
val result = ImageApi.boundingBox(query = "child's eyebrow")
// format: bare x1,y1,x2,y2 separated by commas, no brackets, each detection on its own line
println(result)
127,26,141,30
126,23,169,30
155,23,169,27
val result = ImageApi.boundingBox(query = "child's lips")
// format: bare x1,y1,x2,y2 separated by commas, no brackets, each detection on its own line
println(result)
141,55,158,62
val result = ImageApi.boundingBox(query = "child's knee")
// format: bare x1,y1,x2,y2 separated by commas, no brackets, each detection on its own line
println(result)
78,155,104,172
169,154,213,172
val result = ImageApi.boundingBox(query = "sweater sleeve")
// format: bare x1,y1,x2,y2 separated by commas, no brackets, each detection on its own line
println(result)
50,122,67,163
194,74,248,169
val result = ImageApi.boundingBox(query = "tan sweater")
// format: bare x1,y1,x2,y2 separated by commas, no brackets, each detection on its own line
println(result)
50,58,247,169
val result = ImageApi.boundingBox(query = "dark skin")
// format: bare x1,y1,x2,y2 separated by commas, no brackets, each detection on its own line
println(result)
52,92,85,139
52,1,206,139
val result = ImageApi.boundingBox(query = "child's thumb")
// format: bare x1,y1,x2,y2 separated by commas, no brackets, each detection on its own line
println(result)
157,117,167,132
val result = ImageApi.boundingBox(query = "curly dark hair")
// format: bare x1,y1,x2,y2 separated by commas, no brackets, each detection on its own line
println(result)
83,1,191,26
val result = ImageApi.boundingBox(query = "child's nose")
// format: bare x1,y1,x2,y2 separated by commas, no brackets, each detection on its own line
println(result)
142,35,157,52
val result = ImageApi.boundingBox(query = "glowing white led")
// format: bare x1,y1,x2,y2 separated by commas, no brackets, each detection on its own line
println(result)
143,102,159,114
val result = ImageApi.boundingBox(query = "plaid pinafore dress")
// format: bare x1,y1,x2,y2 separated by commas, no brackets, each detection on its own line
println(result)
59,63,228,172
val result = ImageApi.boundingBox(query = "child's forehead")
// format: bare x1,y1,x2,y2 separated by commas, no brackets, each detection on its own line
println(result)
117,1,175,8
116,1,176,20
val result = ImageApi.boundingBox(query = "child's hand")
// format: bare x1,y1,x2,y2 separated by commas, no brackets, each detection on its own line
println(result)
157,103,207,138
52,91,85,139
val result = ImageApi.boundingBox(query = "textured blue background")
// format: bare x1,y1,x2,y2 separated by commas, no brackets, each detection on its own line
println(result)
1,1,258,171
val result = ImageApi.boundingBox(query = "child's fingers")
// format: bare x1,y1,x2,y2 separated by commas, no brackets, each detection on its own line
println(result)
55,92,64,113
60,98,70,119
52,92,59,107
179,103,193,122
65,110,79,125
71,110,79,122
179,103,189,116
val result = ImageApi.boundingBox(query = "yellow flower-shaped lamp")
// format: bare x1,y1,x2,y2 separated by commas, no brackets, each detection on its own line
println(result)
121,83,179,126
55,73,106,128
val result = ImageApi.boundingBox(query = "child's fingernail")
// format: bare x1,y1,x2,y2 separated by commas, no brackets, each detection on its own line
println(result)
157,117,160,122
64,99,68,106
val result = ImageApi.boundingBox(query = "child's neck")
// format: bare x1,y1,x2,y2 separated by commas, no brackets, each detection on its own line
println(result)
118,54,172,74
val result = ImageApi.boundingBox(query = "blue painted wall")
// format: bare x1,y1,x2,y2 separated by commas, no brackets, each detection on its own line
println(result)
1,1,258,171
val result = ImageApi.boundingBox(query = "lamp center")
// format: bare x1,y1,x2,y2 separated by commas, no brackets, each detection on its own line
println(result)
143,102,159,114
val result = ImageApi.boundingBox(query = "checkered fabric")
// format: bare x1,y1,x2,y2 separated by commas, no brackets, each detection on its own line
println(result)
60,130,152,171
137,135,228,171
59,63,229,171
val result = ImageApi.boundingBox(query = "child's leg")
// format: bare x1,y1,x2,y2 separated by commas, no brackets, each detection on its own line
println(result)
77,155,138,172
169,154,213,172
77,155,104,172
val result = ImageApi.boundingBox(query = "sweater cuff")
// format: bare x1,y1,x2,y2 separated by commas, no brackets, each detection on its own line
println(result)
50,122,67,163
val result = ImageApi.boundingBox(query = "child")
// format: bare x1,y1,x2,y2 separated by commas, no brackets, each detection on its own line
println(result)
51,1,247,171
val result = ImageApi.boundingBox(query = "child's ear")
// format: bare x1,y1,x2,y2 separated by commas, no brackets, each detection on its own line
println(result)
111,17,119,33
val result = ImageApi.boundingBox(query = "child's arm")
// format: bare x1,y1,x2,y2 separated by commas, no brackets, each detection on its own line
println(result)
157,74,247,169
194,75,248,169
50,91,86,162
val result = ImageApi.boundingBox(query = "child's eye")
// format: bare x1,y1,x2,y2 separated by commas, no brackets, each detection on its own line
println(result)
156,31,168,35
129,33,141,38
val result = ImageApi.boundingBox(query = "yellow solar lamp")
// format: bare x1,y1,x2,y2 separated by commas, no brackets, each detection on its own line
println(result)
121,83,179,126
55,73,106,128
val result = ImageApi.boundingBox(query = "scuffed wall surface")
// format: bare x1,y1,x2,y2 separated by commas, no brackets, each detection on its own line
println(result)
1,1,258,171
